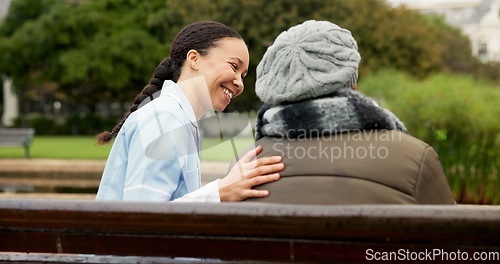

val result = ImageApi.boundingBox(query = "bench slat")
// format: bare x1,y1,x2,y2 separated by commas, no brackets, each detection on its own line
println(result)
0,200,499,262
0,178,100,188
0,192,95,199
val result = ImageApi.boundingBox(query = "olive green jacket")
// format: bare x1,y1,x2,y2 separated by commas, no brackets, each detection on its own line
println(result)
241,130,455,205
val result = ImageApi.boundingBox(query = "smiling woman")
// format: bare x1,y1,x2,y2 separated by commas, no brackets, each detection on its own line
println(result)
94,21,284,203
179,38,249,113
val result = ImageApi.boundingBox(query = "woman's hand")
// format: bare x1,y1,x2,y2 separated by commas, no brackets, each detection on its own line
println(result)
218,146,284,202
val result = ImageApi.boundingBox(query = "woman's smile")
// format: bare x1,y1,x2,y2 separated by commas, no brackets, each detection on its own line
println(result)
222,86,235,102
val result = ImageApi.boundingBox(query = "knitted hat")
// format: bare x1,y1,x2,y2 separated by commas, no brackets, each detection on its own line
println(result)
255,20,361,104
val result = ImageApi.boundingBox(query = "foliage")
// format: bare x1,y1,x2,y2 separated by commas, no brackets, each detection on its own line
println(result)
313,0,444,78
0,0,165,109
360,69,500,204
13,114,118,135
0,0,478,114
0,0,58,36
473,61,500,84
422,13,477,74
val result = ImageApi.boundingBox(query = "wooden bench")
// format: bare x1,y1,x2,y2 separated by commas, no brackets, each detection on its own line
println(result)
0,128,35,158
0,199,499,263
0,177,100,194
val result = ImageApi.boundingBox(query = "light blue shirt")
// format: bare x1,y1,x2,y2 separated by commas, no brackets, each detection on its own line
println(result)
96,80,220,202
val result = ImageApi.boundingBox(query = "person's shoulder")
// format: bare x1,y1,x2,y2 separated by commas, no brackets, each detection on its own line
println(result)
156,95,185,114
390,131,431,148
132,96,187,122
123,101,187,140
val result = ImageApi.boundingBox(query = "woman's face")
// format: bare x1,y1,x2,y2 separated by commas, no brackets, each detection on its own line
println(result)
197,37,249,112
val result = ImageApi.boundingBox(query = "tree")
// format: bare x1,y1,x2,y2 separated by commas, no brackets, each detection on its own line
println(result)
175,0,456,109
0,0,478,116
0,0,167,115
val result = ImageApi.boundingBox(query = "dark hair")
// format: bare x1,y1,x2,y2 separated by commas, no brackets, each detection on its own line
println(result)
97,21,243,144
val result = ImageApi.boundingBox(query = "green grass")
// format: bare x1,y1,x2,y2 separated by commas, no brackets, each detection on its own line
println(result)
0,136,255,161
0,136,112,160
200,137,256,162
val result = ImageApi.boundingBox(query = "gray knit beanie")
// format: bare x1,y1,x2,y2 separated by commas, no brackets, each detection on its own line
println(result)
255,20,361,104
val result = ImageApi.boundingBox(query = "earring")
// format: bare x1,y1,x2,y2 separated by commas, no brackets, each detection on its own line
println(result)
191,62,196,69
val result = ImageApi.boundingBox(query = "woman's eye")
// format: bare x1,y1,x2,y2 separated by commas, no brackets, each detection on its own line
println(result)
230,63,238,71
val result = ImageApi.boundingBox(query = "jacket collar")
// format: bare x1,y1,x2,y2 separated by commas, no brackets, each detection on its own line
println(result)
161,80,198,128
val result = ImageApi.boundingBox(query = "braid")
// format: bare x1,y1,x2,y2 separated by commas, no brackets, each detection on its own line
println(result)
96,21,243,144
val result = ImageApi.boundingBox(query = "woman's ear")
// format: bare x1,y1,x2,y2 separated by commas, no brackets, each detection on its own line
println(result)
186,49,200,70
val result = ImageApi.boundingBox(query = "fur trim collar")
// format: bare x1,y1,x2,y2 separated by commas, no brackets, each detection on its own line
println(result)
255,88,407,140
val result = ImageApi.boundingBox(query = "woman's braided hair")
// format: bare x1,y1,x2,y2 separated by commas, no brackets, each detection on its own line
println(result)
97,21,243,144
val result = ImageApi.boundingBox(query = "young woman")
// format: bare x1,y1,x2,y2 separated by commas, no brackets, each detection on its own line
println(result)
95,21,284,202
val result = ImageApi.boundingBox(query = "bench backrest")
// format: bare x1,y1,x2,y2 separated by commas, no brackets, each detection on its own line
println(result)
0,128,35,146
0,199,499,262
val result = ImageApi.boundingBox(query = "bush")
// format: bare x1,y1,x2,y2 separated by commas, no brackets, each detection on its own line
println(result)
13,114,118,136
360,69,499,204
63,114,117,135
13,116,62,134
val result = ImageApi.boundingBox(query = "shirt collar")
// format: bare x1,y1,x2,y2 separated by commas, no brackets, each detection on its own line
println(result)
161,80,198,127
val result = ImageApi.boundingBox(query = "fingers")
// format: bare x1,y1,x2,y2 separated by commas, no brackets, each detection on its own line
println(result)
244,163,284,179
233,146,283,179
243,155,282,170
220,145,284,201
241,173,280,198
239,146,263,163
238,173,280,200
219,172,280,202
243,189,269,198
248,172,280,186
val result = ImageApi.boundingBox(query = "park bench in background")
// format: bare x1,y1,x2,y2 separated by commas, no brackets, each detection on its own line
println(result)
0,160,225,199
0,159,103,196
0,128,35,159
0,199,499,263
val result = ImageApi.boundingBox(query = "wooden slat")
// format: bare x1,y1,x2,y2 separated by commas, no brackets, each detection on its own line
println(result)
0,178,100,188
0,192,95,200
0,200,499,262
0,253,181,264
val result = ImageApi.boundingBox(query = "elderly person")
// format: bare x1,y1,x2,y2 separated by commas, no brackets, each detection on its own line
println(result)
239,20,455,204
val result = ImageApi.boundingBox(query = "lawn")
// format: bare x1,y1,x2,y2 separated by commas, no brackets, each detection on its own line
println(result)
0,135,256,161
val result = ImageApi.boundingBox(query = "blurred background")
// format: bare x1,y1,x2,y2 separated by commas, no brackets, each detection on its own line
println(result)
0,0,498,204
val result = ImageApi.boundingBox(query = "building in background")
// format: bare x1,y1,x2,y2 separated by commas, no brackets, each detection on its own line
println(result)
388,0,500,62
0,0,12,20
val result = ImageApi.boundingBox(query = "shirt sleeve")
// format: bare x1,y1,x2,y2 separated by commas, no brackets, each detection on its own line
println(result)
122,156,183,201
122,101,220,202
172,179,221,203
